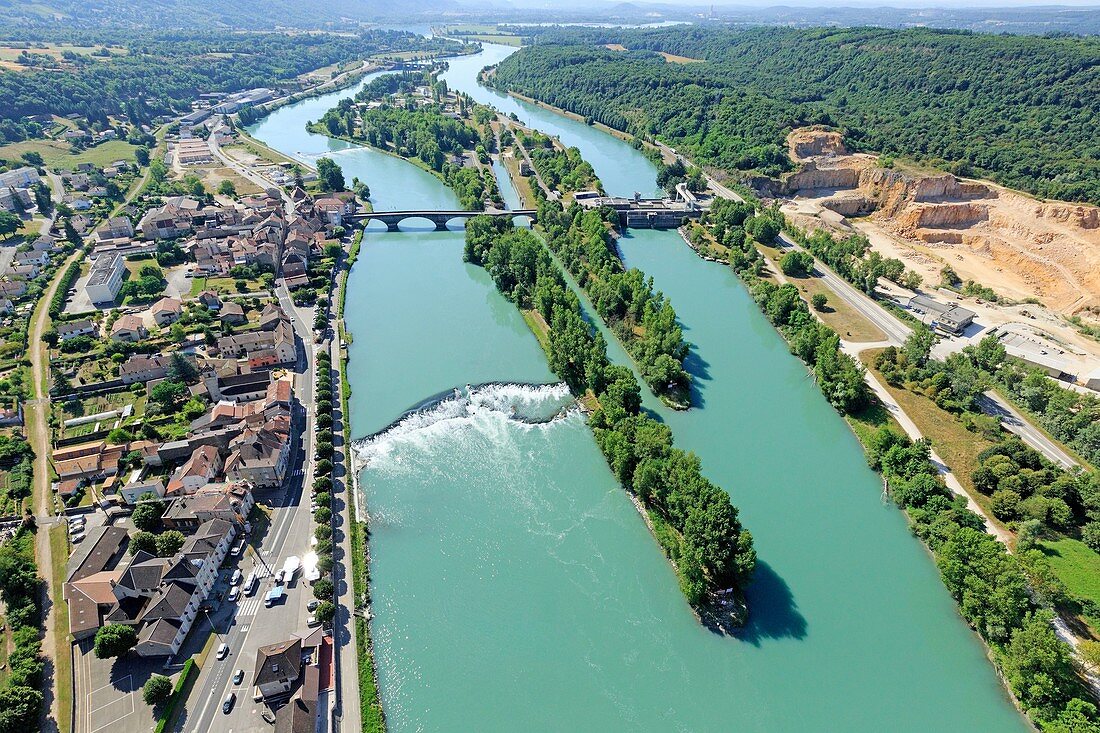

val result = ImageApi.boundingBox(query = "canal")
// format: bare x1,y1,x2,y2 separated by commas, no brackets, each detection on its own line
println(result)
247,41,1029,732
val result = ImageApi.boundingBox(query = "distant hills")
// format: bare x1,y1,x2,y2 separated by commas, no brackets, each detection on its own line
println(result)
0,0,1096,35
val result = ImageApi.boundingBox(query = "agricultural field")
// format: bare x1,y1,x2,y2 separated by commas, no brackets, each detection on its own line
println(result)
0,138,138,170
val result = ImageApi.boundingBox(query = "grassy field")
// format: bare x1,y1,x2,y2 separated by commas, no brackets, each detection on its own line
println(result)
845,399,904,450
49,524,73,733
790,274,886,343
860,349,998,512
1040,537,1100,626
0,138,138,170
189,275,264,296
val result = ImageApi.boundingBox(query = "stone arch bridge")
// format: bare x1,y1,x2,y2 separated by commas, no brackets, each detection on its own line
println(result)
349,209,537,232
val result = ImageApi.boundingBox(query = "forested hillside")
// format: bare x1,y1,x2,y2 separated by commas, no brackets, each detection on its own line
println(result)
494,27,1100,205
0,30,454,143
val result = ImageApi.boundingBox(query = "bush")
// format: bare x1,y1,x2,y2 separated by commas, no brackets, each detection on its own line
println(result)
1083,522,1100,553
314,507,331,524
811,293,828,311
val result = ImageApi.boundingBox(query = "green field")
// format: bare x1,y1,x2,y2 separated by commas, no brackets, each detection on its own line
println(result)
0,138,138,170
1041,537,1100,625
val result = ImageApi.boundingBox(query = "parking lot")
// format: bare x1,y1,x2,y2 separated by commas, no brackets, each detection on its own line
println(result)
74,637,163,733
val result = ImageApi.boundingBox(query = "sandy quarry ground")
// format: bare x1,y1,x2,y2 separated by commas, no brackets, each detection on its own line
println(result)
780,128,1100,378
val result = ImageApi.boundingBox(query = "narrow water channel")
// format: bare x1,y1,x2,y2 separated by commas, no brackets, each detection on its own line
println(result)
247,40,1029,732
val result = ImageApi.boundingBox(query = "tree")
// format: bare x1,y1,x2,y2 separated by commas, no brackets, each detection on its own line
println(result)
0,685,43,732
135,147,151,166
0,211,20,240
217,180,236,197
132,493,167,532
94,624,137,658
316,157,345,192
149,380,187,411
155,530,185,557
20,151,43,167
314,600,335,624
128,530,158,556
32,182,51,214
313,578,333,601
779,250,813,276
142,674,173,706
811,293,828,311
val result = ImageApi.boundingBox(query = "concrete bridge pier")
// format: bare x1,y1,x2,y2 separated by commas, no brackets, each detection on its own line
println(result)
386,220,400,232
434,220,449,231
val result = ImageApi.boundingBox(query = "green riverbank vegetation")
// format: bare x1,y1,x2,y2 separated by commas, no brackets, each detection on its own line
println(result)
515,129,601,195
697,202,1100,729
314,71,501,210
465,215,755,617
535,200,692,408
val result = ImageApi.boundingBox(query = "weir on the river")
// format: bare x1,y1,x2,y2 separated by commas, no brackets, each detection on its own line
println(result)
246,39,1030,733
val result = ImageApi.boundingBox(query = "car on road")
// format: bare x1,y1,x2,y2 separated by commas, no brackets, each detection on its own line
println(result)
307,600,319,612
227,587,240,603
217,642,230,660
232,669,244,685
230,569,242,585
222,692,236,714
231,540,245,557
274,569,285,585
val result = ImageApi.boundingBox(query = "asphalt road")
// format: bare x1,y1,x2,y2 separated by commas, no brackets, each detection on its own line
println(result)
977,391,1079,469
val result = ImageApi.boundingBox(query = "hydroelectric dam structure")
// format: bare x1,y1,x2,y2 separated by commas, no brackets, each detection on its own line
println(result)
350,209,537,232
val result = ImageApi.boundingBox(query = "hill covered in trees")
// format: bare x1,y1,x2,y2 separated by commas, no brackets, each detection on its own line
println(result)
0,30,455,143
492,27,1100,205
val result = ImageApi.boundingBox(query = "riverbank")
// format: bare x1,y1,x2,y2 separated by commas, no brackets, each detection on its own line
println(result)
335,231,386,733
683,200,1095,728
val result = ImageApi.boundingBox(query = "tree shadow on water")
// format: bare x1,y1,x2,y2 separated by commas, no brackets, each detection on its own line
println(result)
731,560,808,646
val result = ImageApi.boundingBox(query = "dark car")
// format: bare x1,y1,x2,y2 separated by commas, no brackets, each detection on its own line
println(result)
232,669,244,685
222,692,236,714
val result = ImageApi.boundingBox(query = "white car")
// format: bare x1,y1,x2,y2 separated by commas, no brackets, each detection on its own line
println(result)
217,643,230,660
227,587,240,603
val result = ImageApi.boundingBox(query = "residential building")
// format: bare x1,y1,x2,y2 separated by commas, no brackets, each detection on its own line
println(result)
110,314,147,342
0,166,40,189
118,479,166,505
224,424,290,488
217,318,295,365
150,297,183,326
160,482,253,531
219,301,246,325
119,353,175,384
166,444,223,496
254,637,302,699
57,319,97,342
96,217,134,241
86,253,126,303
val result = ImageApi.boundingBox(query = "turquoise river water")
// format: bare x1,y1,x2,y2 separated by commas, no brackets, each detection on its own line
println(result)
248,42,1029,732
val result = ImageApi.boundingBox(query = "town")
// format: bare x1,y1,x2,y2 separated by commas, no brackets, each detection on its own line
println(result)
0,70,364,733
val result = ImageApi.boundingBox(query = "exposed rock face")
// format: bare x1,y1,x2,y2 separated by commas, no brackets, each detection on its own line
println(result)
779,127,1100,318
788,128,848,161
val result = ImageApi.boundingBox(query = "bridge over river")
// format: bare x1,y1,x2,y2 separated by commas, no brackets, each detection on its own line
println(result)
350,209,537,232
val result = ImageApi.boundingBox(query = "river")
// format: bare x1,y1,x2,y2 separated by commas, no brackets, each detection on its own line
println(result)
247,41,1029,732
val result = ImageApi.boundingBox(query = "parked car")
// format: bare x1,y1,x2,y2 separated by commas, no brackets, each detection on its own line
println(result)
230,569,242,585
70,532,85,544
227,587,240,603
306,615,321,628
274,569,285,585
222,692,236,714
217,643,230,660
306,600,319,612
232,669,244,685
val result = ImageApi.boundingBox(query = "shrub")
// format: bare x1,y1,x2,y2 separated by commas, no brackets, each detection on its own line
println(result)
143,674,173,706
